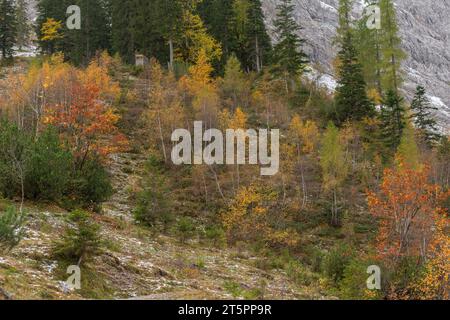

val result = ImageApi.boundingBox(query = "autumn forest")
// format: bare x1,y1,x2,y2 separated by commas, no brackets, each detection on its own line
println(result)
0,0,448,301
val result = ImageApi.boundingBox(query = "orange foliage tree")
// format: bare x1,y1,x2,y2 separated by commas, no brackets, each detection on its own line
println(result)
367,158,448,266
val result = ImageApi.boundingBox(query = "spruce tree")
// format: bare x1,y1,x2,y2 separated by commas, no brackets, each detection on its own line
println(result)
111,0,136,64
410,85,440,146
271,0,308,92
65,0,111,65
379,89,406,150
0,0,17,59
199,0,235,72
334,0,374,124
247,0,272,73
199,0,271,74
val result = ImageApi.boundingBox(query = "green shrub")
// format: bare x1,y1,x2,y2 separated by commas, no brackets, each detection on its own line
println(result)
134,158,172,229
26,127,72,201
203,225,226,247
72,156,113,207
173,217,196,243
0,206,27,253
0,120,30,199
338,257,379,300
322,244,354,284
285,260,312,286
52,210,103,266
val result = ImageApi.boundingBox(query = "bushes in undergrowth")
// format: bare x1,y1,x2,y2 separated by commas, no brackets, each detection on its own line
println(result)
134,156,173,229
52,210,103,266
0,120,112,208
0,206,27,253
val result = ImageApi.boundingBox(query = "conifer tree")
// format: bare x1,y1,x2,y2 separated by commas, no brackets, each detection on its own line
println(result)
356,0,383,97
0,0,17,59
247,0,272,72
410,85,440,147
111,0,136,64
271,0,308,93
379,89,406,150
65,0,111,65
334,0,374,124
199,0,271,74
15,0,32,50
379,0,406,93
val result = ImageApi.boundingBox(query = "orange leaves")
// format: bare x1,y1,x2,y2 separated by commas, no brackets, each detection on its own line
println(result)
44,81,126,161
367,158,448,266
77,58,120,104
413,213,450,299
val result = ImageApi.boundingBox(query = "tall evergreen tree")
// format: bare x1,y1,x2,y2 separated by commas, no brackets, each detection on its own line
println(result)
65,0,111,65
15,0,32,50
110,0,136,64
334,0,374,124
379,89,406,150
199,0,235,72
0,0,17,59
199,0,271,74
335,32,374,124
247,0,272,73
271,0,308,92
410,85,440,146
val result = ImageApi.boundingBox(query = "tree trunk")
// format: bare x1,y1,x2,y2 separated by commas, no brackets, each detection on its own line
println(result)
168,39,174,71
255,35,261,73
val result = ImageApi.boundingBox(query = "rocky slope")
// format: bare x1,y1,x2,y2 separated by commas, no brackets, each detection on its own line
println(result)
262,0,450,133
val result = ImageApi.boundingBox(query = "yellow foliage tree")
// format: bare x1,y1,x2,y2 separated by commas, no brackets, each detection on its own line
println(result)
222,183,298,248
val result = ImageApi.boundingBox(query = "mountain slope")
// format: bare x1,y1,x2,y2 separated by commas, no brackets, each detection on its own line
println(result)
262,0,450,133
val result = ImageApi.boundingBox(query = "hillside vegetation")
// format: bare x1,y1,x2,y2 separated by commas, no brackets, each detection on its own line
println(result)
0,0,448,300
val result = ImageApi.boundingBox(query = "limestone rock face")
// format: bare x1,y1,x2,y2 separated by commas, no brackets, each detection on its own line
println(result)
262,0,450,132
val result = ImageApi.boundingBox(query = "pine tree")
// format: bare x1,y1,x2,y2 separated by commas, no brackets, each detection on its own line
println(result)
111,0,136,64
271,0,308,93
65,0,111,65
334,1,374,124
199,0,271,74
198,0,235,72
15,0,32,50
410,85,440,146
379,89,406,150
247,0,272,73
0,0,17,59
336,0,353,41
